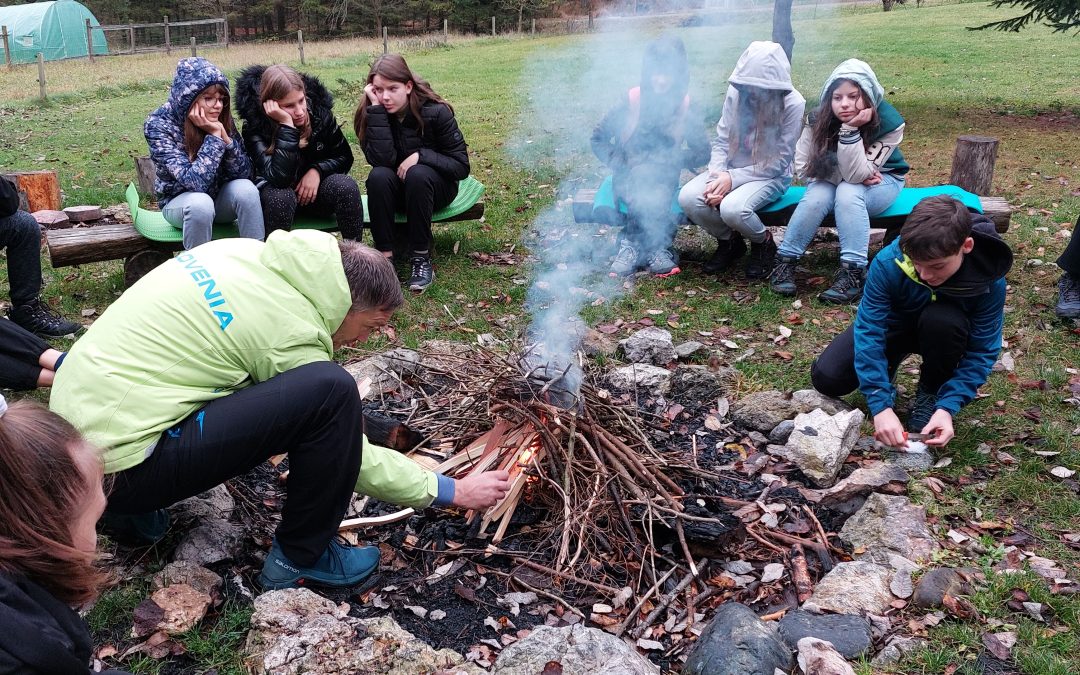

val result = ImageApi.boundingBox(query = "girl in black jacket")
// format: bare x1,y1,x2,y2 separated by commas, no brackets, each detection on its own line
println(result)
0,398,127,675
236,64,362,240
353,53,470,292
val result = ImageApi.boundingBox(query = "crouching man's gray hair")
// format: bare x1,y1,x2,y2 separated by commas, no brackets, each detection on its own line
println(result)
339,241,405,312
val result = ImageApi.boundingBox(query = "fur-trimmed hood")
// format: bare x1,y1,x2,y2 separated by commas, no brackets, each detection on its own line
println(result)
234,64,338,136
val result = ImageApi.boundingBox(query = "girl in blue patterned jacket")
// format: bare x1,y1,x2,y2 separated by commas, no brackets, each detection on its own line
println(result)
144,57,264,250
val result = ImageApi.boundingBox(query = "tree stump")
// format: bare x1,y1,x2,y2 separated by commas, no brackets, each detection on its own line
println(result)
135,156,157,197
2,170,61,211
949,135,999,196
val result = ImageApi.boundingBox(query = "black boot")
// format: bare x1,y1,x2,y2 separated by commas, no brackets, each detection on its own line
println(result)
745,230,777,280
702,234,746,274
818,261,866,304
769,254,799,296
9,298,82,338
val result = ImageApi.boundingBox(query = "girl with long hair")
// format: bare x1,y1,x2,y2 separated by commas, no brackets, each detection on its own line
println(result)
0,397,128,674
144,57,264,250
770,59,909,303
353,53,470,293
235,64,361,240
678,41,804,280
593,35,709,277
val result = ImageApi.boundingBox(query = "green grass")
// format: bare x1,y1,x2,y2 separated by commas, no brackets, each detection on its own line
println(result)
3,3,1080,673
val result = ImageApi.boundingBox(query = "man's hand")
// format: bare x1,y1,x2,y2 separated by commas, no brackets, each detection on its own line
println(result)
703,171,732,208
873,408,907,448
296,168,320,206
921,409,954,447
397,152,419,180
452,470,511,509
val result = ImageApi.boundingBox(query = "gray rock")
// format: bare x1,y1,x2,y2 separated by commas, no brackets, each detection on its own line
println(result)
796,637,857,675
870,636,925,668
174,518,243,566
620,326,677,365
791,389,853,415
769,408,864,488
777,610,873,659
344,348,422,397
151,560,223,598
682,603,794,675
669,365,739,402
839,493,939,564
814,461,910,507
173,484,235,521
768,420,795,445
891,570,914,599
747,431,769,449
245,589,481,675
608,363,672,394
493,624,658,674
582,328,618,358
912,568,971,609
805,561,895,616
675,341,706,359
885,448,935,472
731,390,798,433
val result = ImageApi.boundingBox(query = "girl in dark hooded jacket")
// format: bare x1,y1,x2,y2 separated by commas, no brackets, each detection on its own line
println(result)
353,53,470,293
144,57,263,250
235,64,362,240
0,397,127,675
591,35,709,277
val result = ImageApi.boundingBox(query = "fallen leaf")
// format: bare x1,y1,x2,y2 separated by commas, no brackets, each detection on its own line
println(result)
704,415,724,431
1051,466,1076,478
942,593,979,620
760,563,785,583
772,350,794,361
430,609,447,621
404,605,428,618
541,662,564,675
81,308,97,317
636,638,665,650
721,339,739,349
982,631,1017,661
596,324,619,334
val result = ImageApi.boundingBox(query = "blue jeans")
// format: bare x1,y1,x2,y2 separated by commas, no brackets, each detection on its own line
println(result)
162,179,264,250
777,173,904,267
678,172,789,244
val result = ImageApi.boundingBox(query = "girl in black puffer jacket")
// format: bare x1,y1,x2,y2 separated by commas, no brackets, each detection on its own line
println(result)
353,53,470,292
236,64,362,240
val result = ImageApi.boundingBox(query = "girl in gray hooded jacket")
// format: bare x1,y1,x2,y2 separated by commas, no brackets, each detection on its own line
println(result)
678,41,805,280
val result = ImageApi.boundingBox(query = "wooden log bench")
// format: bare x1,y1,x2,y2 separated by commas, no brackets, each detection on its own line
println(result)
46,176,486,287
572,135,1012,235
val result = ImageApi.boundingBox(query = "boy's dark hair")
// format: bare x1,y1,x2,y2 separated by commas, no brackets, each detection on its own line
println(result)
900,196,972,260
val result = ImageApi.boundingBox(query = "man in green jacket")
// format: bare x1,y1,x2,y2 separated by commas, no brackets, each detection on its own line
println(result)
50,230,509,590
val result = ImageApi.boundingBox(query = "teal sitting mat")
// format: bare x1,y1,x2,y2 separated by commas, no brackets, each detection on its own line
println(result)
589,176,983,223
128,176,485,243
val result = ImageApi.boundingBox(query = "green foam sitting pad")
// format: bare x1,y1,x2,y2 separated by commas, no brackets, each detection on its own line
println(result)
758,183,984,215
127,176,486,243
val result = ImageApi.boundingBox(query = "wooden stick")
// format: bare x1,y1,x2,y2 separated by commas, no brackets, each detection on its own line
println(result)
759,609,788,622
745,525,786,554
759,528,833,571
509,556,620,594
789,544,814,603
614,565,680,637
631,560,707,639
339,508,414,531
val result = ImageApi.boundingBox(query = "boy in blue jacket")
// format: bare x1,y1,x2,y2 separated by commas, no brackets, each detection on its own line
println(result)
810,196,1012,448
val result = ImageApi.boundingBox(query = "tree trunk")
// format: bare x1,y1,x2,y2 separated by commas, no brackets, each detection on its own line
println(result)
275,2,286,34
882,0,894,11
949,135,999,196
518,4,524,33
771,0,794,62
2,170,60,212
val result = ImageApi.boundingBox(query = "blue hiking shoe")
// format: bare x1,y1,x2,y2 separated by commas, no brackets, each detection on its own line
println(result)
908,386,939,434
259,538,380,590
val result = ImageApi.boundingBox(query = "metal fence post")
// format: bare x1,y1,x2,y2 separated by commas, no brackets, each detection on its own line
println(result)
164,15,171,54
37,52,46,100
298,29,305,65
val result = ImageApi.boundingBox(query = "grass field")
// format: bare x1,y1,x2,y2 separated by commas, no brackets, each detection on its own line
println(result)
1,2,1078,673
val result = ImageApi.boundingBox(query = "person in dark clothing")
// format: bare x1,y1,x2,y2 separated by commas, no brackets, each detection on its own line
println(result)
353,53,470,293
235,64,362,241
0,176,82,337
0,319,65,390
811,196,1012,448
592,35,709,277
1054,215,1080,319
0,397,129,675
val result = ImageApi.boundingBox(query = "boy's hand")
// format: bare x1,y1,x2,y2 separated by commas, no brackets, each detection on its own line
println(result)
873,408,907,448
921,409,954,447
452,470,511,509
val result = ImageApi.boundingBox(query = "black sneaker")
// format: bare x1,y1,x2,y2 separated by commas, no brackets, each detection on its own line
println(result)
9,299,83,338
769,254,799,296
908,385,939,434
745,230,777,280
702,234,747,274
408,255,434,293
1056,272,1080,319
818,261,866,304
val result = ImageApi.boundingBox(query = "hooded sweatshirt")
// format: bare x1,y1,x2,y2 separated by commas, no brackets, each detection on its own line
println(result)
0,573,131,675
707,41,806,189
144,57,253,206
235,65,354,190
854,213,1013,417
794,58,909,185
50,230,444,509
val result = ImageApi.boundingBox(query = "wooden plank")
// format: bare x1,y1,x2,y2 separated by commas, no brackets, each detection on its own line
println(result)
45,222,178,267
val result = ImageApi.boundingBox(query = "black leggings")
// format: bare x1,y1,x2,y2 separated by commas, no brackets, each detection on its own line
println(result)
259,173,363,241
0,318,48,390
366,165,457,255
1058,215,1080,276
105,361,364,566
811,299,971,400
